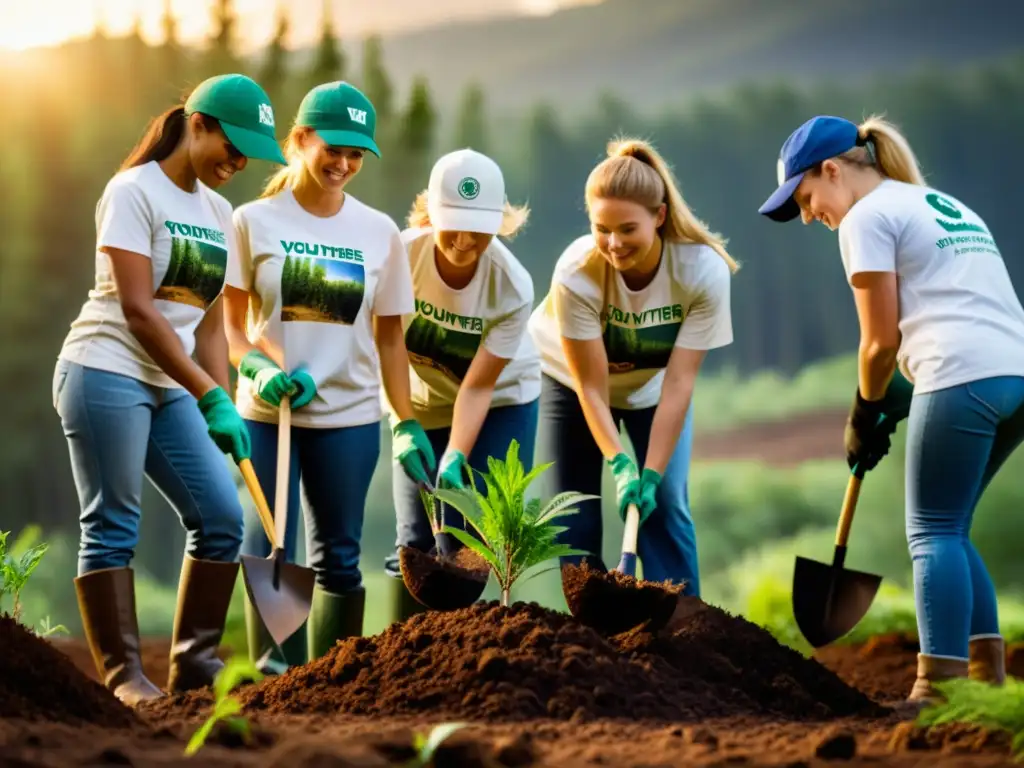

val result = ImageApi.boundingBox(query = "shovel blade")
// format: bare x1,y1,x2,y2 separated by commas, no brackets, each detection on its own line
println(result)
792,555,881,648
241,554,316,649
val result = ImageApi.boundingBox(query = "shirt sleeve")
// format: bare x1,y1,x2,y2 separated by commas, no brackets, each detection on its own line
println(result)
96,178,153,257
227,208,253,291
372,228,416,316
674,255,733,350
839,204,898,281
553,282,603,340
482,301,531,359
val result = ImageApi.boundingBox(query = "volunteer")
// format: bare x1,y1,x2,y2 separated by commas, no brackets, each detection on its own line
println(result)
53,74,286,706
382,149,540,622
528,138,738,598
759,113,1024,705
224,81,434,670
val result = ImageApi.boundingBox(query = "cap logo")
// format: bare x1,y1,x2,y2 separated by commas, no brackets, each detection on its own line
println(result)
258,103,275,128
348,107,368,126
457,176,480,200
776,157,787,185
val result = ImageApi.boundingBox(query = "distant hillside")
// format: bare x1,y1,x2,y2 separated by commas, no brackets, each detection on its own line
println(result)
312,0,1023,114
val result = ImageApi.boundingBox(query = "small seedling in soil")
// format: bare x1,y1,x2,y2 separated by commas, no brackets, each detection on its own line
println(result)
34,615,69,639
407,722,468,767
184,655,264,757
434,439,595,607
915,677,1024,759
0,528,51,623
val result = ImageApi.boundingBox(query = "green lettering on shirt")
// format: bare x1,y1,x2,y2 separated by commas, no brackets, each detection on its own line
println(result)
280,240,364,263
414,299,484,333
605,303,683,326
163,220,226,246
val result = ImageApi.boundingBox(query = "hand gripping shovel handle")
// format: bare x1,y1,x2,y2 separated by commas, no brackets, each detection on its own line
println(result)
616,504,641,576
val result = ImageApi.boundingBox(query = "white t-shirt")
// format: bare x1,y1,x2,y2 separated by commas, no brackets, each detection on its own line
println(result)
839,179,1024,394
529,234,733,410
58,161,236,389
232,189,415,429
387,227,541,430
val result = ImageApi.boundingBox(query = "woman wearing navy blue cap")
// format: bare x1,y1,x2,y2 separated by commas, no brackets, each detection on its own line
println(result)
759,113,1024,706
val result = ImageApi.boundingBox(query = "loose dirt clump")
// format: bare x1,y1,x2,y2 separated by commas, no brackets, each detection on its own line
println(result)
398,546,490,611
238,599,880,723
0,615,137,728
561,562,682,634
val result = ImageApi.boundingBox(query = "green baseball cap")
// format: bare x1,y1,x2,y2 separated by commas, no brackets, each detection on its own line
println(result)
295,81,380,157
185,74,287,165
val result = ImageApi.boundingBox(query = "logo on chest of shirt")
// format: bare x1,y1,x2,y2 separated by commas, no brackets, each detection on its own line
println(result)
404,299,484,383
927,193,1001,258
601,302,684,374
155,220,228,311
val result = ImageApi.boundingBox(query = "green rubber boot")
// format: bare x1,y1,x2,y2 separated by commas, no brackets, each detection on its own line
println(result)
385,573,429,625
307,585,366,660
243,591,307,675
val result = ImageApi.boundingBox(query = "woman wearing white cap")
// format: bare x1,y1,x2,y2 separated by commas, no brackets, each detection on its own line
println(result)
382,148,540,621
758,113,1024,706
223,81,435,667
528,137,738,598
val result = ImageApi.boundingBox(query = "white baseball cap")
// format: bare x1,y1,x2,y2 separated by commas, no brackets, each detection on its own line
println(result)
427,149,505,235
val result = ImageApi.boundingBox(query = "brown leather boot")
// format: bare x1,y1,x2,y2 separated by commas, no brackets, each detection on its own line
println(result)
167,555,239,693
73,566,165,707
969,635,1006,685
906,653,969,706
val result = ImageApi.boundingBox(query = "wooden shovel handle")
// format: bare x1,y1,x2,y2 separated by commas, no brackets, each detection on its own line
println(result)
622,503,640,555
274,396,291,549
835,473,863,548
239,459,278,548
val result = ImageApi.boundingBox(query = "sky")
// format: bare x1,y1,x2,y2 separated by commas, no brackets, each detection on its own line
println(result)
0,0,603,52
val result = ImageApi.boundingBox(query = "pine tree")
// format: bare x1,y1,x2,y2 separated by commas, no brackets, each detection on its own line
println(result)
260,2,291,98
453,82,488,154
202,0,240,76
306,0,345,87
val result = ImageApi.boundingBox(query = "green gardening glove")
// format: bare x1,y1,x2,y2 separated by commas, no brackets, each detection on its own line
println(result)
438,448,469,490
288,368,317,409
607,452,641,522
197,387,251,464
636,468,662,525
239,350,295,408
392,419,437,485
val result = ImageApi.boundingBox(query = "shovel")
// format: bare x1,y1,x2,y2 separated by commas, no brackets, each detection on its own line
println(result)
563,503,681,635
399,479,489,611
238,396,315,649
792,463,882,648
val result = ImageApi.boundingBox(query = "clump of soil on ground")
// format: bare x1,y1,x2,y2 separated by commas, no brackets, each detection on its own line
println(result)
238,599,882,723
398,546,489,611
561,562,682,634
0,615,137,728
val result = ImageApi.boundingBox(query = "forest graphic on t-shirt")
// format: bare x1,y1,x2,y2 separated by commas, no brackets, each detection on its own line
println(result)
602,303,683,373
404,303,483,382
280,254,364,325
155,235,227,310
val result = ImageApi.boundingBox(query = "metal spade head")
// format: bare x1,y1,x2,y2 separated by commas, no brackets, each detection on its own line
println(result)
792,552,882,648
241,549,315,649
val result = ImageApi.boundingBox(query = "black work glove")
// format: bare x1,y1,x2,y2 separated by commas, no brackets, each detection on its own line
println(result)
844,390,894,473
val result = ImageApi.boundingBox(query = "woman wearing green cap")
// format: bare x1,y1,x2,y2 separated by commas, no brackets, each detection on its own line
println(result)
53,73,287,706
758,113,1024,706
224,80,433,669
382,148,540,622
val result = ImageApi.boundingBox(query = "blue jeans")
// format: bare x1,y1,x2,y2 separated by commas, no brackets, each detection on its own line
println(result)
52,359,244,576
241,419,380,594
538,374,700,596
905,376,1024,659
386,399,540,576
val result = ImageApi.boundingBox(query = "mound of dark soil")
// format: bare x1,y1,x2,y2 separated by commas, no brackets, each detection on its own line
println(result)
239,599,882,723
561,562,682,634
0,615,137,728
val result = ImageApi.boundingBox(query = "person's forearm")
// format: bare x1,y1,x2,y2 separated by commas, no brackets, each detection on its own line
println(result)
645,379,695,475
577,385,624,458
448,384,495,456
857,341,898,401
376,319,415,422
195,324,232,392
125,307,217,399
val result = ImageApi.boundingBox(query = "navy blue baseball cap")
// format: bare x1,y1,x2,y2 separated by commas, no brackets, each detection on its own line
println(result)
758,115,864,222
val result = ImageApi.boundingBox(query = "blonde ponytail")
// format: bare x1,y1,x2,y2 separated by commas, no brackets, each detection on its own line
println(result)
585,137,739,273
259,126,307,198
406,189,531,239
832,114,926,186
